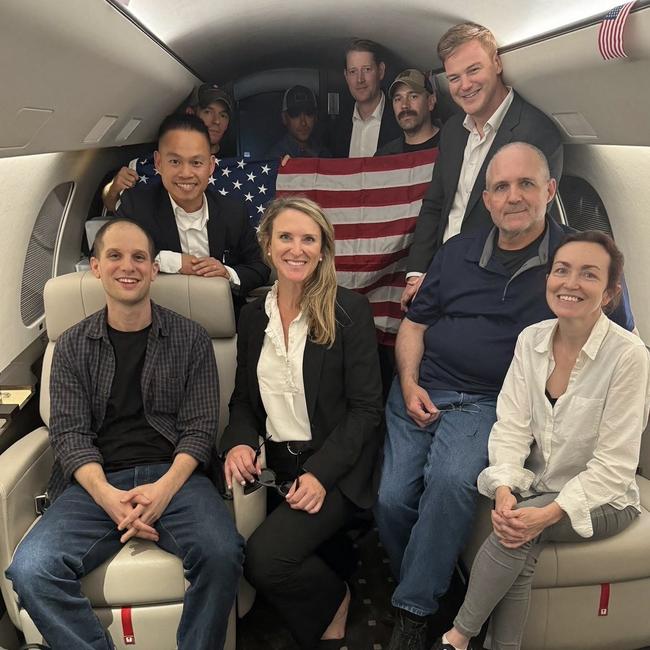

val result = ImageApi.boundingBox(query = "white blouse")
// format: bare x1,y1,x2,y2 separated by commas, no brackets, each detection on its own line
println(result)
478,312,650,537
257,283,312,443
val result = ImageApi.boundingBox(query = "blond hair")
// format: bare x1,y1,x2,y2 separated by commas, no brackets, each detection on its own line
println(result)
258,196,338,347
437,22,498,64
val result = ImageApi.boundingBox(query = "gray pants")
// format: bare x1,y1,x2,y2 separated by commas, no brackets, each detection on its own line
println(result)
453,493,638,650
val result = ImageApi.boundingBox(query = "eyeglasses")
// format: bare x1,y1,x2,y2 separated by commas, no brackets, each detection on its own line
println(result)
245,435,312,496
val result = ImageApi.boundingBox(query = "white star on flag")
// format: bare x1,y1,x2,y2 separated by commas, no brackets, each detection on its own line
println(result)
258,184,267,195
139,175,148,184
247,172,256,182
244,192,254,202
154,169,160,175
214,158,221,166
256,205,265,214
261,164,270,175
221,168,231,177
208,176,216,185
237,160,246,169
140,159,148,164
218,188,229,196
233,180,242,190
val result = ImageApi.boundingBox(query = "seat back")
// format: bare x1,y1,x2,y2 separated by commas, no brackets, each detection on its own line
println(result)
0,271,236,633
40,271,236,438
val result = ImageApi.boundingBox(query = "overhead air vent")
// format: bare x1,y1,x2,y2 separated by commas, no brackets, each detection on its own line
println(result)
83,115,118,144
0,108,54,150
20,182,74,326
115,118,143,142
552,113,598,139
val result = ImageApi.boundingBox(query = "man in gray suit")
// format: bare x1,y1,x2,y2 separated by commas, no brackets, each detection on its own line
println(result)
401,22,563,309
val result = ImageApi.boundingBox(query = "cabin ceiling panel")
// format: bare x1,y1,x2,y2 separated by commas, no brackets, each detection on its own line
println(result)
502,8,650,146
117,0,623,80
0,0,198,158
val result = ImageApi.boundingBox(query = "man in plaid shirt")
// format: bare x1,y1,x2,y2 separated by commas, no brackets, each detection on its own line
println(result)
6,218,243,650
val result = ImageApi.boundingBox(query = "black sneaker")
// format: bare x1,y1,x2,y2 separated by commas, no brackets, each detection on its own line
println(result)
387,609,428,650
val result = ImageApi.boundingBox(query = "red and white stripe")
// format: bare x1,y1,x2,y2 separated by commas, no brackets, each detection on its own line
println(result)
597,1,636,60
276,149,437,344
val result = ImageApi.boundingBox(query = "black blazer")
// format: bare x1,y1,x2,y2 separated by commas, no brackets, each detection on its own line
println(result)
328,93,403,158
407,91,564,273
220,287,383,509
116,185,269,297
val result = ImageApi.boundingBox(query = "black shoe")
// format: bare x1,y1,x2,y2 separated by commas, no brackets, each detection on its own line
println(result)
387,609,428,650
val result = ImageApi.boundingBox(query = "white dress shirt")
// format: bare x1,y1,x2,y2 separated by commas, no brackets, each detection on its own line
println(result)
157,193,239,286
257,283,312,443
478,313,650,537
349,92,386,158
442,88,514,243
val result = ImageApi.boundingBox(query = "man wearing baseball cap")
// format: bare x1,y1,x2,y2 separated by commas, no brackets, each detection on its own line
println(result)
266,85,330,158
375,69,440,156
102,83,234,212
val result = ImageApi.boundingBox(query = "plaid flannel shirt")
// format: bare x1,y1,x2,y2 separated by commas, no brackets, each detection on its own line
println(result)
47,302,219,502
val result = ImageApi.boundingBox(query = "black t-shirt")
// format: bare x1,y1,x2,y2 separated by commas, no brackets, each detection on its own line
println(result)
98,325,174,472
493,227,547,276
402,132,441,152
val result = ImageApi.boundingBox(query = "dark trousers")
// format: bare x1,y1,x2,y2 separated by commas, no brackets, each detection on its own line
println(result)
244,448,356,649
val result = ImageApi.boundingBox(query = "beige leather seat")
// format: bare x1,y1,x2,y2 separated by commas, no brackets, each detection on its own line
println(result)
461,430,650,650
0,271,265,650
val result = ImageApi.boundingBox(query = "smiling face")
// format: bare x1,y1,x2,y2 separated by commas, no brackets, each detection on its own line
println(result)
90,222,158,309
268,208,323,288
483,144,556,249
547,241,613,324
391,84,435,136
444,38,507,124
344,50,385,106
154,128,215,213
196,100,230,151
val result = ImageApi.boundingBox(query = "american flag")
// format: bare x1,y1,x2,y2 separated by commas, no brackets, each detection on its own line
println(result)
132,151,437,343
276,150,437,344
597,1,636,60
131,155,279,224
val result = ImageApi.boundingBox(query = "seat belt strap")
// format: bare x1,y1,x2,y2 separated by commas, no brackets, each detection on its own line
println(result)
121,606,136,644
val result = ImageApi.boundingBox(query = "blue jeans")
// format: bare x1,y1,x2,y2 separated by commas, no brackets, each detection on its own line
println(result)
6,463,244,650
375,379,497,617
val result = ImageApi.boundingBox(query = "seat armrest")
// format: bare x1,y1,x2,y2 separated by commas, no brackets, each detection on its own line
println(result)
0,427,53,627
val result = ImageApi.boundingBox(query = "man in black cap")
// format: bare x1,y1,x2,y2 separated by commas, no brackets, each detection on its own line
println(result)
375,69,441,156
102,83,234,212
266,85,330,158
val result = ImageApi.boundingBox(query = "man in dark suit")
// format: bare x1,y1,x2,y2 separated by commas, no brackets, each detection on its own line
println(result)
117,113,269,306
401,22,563,308
329,38,402,157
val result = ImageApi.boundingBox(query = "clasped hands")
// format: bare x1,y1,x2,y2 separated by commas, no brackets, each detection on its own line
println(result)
97,479,175,544
225,444,326,514
181,253,230,278
492,486,563,548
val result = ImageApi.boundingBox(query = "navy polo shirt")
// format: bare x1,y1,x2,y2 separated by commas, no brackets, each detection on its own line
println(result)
408,219,634,397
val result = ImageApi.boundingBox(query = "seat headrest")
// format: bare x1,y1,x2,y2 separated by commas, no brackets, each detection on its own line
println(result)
44,272,235,340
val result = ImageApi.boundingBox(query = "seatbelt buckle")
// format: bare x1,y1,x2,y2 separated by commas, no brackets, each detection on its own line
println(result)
34,492,50,516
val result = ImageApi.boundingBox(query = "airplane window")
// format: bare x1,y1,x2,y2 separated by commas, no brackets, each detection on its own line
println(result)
558,175,614,235
20,182,74,326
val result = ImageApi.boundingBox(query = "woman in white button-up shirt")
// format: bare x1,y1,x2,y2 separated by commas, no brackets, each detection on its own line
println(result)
435,231,650,650
222,197,383,649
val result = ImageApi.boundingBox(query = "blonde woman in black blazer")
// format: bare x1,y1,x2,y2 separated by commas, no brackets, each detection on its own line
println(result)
221,196,383,649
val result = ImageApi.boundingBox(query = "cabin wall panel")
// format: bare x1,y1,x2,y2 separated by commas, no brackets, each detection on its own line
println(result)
564,144,650,341
0,148,130,372
0,0,198,158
